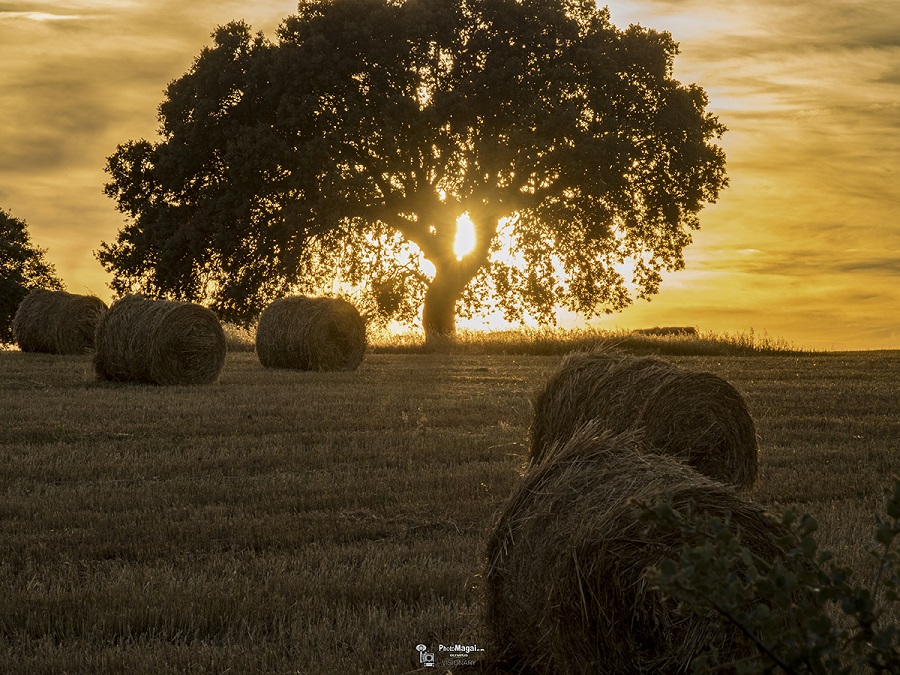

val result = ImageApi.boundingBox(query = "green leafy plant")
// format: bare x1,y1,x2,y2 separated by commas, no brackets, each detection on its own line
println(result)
638,479,900,673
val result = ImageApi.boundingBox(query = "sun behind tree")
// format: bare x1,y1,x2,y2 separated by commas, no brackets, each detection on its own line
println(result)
454,214,477,261
99,0,727,340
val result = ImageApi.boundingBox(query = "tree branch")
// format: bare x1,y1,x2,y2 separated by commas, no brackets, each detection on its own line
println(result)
708,600,797,674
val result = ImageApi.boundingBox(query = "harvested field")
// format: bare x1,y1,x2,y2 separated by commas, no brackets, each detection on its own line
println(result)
0,349,897,673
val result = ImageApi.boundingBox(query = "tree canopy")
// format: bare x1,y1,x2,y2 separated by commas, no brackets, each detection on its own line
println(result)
1,208,64,343
99,0,727,337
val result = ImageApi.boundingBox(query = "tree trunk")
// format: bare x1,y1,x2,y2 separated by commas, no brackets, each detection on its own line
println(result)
418,207,499,343
421,252,490,342
422,269,464,340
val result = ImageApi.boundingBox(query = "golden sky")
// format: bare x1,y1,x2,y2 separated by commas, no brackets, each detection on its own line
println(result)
1,1,898,350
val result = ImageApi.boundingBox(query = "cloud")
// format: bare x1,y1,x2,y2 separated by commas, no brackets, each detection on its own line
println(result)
836,256,900,276
722,250,900,282
619,0,900,51
0,1,297,179
0,12,83,22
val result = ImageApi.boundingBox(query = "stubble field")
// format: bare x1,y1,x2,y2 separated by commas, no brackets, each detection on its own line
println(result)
1,348,898,673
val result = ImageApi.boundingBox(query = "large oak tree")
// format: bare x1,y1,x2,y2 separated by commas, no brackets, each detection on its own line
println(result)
100,0,727,337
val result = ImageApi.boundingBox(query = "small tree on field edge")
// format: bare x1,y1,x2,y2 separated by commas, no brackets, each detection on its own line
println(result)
1,208,64,344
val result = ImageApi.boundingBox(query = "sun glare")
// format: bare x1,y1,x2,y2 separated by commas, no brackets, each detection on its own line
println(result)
454,213,476,260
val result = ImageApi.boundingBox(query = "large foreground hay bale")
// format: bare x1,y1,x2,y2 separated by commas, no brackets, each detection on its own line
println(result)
255,296,366,371
485,425,791,674
531,351,759,490
13,289,107,354
93,295,226,385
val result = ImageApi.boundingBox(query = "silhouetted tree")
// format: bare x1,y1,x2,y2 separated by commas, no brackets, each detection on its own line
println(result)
0,208,65,343
100,0,727,338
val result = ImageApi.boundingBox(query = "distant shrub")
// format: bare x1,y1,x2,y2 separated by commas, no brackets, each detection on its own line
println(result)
633,325,699,337
638,477,900,673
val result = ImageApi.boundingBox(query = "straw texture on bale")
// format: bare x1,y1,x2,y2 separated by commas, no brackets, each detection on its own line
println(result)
255,296,366,371
13,288,107,354
485,425,791,674
531,350,759,490
93,295,226,385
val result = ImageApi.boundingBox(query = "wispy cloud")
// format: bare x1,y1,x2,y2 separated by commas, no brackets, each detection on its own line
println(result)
0,0,297,295
0,11,83,22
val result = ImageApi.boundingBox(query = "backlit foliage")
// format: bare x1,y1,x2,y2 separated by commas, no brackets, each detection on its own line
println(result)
100,0,727,334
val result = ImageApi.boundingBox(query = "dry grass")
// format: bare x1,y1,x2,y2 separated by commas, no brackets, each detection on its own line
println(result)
485,423,792,674
93,295,226,386
216,324,798,359
12,289,107,355
370,325,799,356
221,322,256,352
530,350,759,490
255,296,366,371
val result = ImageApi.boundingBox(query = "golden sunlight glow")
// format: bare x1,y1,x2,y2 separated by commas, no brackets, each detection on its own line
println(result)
454,213,476,260
0,2,893,350
421,258,436,279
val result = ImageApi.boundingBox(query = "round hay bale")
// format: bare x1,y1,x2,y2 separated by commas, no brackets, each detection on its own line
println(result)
485,424,791,674
530,350,759,490
93,295,226,385
12,288,107,354
255,296,366,371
